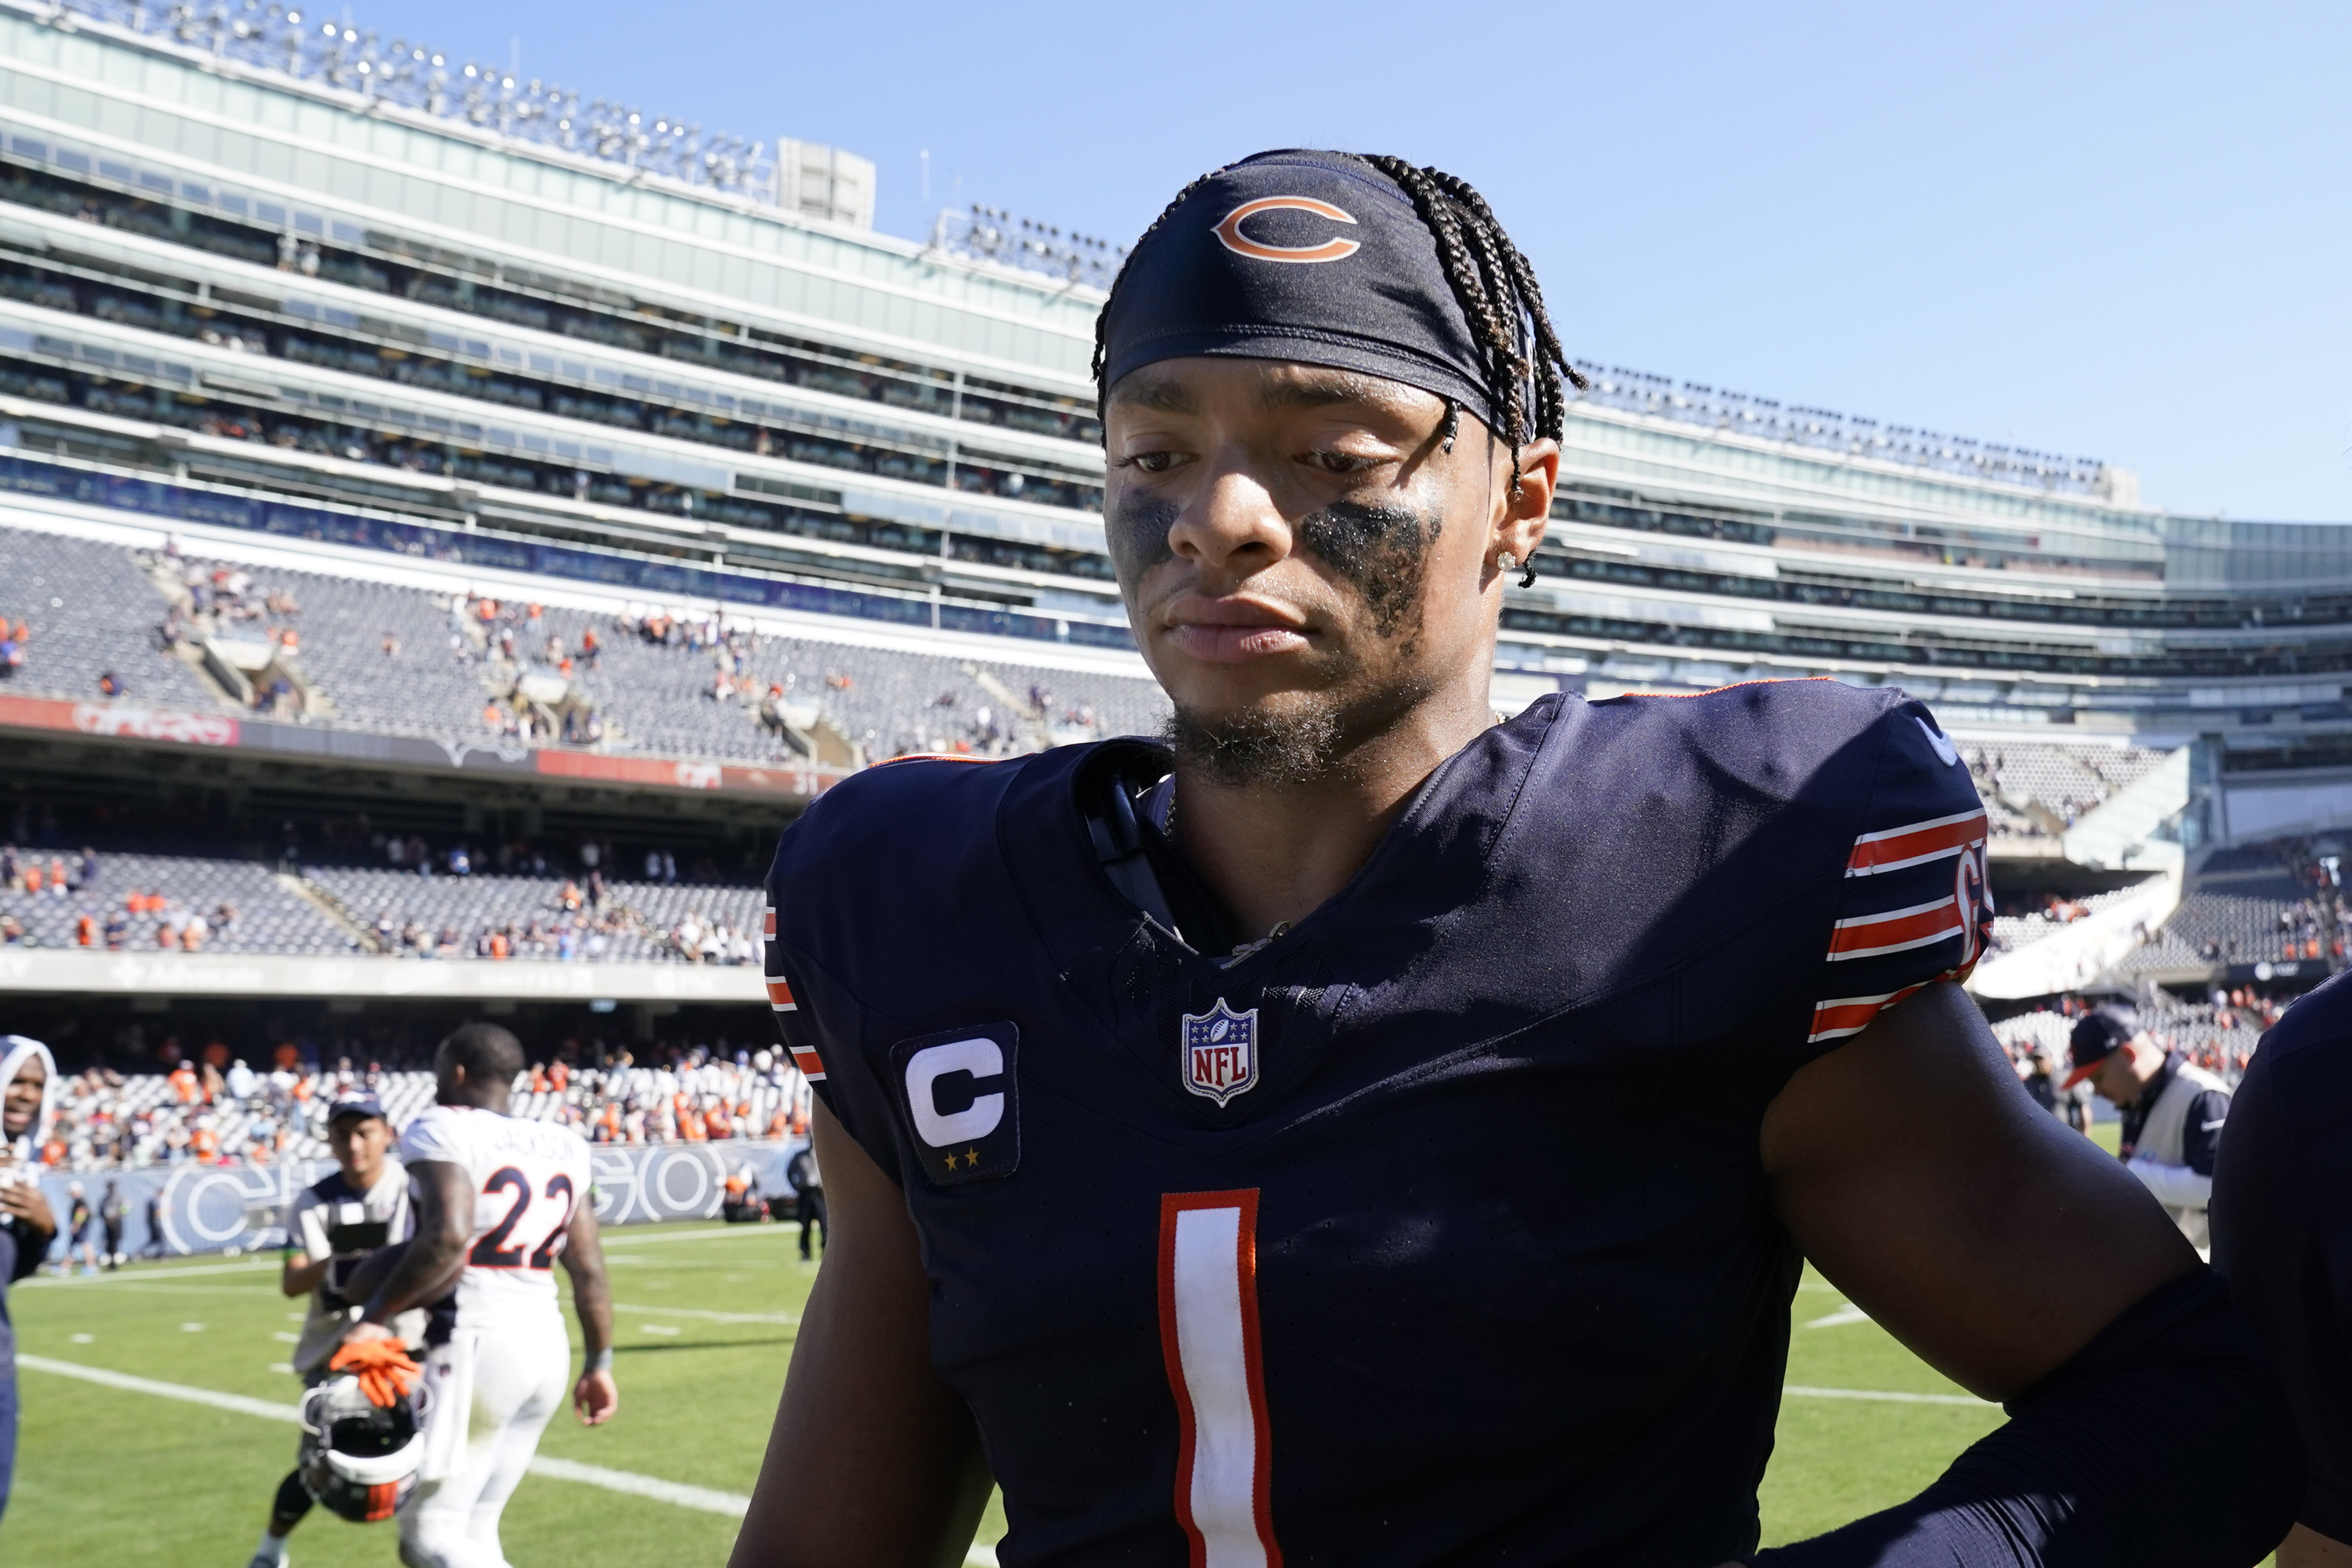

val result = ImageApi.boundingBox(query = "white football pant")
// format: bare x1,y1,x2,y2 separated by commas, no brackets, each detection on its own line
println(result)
398,1327,571,1568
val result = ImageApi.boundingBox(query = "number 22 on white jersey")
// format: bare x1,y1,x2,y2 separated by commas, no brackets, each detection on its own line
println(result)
397,1104,591,1335
468,1164,577,1271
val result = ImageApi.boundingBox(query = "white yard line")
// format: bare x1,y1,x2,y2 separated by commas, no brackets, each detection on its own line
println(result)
600,1227,797,1249
514,1456,751,1518
1784,1384,1993,1408
20,1259,280,1287
90,1282,292,1296
20,1351,1971,1565
612,1301,800,1327
21,1353,305,1423
1805,1305,1872,1328
18,1355,754,1516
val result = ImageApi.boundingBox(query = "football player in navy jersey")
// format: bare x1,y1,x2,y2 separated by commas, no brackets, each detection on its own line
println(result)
2214,974,2352,1565
732,152,2298,1568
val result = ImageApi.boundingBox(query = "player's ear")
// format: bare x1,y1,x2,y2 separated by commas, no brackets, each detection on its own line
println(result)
1489,436,1556,581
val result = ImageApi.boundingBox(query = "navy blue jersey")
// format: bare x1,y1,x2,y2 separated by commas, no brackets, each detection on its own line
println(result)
2213,974,2352,1543
765,681,1991,1568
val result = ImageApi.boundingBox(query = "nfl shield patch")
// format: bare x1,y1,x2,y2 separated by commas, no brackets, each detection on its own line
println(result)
1182,1000,1260,1106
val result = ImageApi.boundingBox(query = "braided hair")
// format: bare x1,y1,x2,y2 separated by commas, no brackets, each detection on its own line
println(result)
1089,164,1227,395
1091,154,1584,504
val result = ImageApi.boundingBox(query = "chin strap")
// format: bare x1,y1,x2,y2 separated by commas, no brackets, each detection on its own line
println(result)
1083,760,1182,939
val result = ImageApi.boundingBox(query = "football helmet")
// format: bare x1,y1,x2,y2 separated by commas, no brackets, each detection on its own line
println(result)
296,1365,431,1523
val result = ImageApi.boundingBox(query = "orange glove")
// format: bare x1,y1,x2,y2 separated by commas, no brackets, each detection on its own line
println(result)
329,1337,422,1408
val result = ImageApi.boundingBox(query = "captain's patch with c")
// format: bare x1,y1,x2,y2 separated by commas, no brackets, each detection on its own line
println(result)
891,1022,1020,1186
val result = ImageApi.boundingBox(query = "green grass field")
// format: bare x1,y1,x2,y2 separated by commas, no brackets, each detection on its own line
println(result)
0,1221,2031,1565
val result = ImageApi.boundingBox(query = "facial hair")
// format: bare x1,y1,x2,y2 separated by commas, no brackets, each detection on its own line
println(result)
1166,662,1440,789
1146,493,1453,787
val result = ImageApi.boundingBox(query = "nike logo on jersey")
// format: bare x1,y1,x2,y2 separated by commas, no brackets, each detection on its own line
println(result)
1914,716,1960,767
892,1023,1021,1186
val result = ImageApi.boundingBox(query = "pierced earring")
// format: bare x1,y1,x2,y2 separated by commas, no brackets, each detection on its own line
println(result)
1496,551,1517,573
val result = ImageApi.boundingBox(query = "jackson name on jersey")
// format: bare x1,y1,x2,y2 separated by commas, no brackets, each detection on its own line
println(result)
764,680,1993,1568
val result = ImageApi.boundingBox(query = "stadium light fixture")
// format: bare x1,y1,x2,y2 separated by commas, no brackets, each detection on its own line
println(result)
42,0,801,206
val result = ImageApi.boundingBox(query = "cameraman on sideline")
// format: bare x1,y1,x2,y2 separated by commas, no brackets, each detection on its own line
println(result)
2065,1005,2232,1252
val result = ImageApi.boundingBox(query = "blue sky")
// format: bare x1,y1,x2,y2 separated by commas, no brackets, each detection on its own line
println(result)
365,1,2351,521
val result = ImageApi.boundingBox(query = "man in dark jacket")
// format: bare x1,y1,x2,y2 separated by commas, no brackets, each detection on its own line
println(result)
0,1035,59,1526
785,1143,823,1260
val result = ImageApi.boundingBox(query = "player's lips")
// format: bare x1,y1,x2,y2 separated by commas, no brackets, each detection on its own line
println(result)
1160,596,1312,663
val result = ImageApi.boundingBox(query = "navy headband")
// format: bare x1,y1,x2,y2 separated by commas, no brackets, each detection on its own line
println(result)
1098,150,1508,430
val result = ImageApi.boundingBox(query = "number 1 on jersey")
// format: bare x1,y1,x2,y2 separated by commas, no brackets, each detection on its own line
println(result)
1158,1190,1282,1568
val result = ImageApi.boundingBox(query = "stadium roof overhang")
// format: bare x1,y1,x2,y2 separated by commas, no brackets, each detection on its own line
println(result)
0,945,764,1003
0,691,846,808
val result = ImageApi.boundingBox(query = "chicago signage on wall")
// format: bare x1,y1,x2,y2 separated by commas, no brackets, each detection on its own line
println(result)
31,1140,805,1259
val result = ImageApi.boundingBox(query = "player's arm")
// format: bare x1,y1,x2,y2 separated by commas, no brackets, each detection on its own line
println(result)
1746,982,2300,1565
2283,1531,2352,1568
557,1195,618,1425
281,1196,333,1297
728,1100,992,1568
0,1180,55,1278
2211,1030,2352,1567
281,1250,332,1296
351,1159,471,1335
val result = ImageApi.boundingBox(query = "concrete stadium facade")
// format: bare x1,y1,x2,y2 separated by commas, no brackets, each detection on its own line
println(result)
4,0,2351,846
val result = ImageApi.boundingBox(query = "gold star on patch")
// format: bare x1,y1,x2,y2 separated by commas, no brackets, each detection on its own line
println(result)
944,1152,962,1172
964,1147,979,1166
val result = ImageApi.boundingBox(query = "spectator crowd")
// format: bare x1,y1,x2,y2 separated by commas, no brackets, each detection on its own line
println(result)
1993,989,2279,1100
23,1038,812,1172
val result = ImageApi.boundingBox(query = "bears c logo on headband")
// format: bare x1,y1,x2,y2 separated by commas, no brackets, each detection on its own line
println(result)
1213,197,1361,264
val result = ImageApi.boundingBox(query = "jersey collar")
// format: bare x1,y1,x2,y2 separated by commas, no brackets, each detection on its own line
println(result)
995,699,1566,1122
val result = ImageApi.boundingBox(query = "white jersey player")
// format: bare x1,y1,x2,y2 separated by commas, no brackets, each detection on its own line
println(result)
349,1024,616,1568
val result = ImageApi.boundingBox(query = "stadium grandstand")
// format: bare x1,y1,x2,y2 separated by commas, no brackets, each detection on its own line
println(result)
1,0,2351,1081
33,1048,810,1172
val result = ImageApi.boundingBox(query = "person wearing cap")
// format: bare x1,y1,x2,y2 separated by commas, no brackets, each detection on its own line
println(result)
246,1089,421,1568
0,1035,59,1528
736,152,2297,1568
2064,1005,2234,1252
2213,972,2352,1565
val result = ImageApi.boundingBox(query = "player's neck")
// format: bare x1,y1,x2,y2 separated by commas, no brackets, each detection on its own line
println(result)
1170,680,1492,941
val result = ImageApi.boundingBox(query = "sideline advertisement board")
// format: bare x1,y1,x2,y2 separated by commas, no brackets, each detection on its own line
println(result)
28,1139,805,1261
